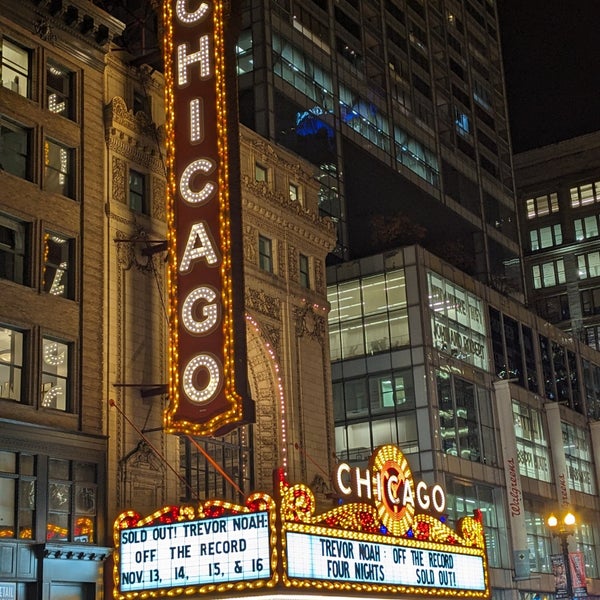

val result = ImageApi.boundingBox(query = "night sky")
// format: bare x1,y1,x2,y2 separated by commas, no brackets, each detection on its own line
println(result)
497,1,600,154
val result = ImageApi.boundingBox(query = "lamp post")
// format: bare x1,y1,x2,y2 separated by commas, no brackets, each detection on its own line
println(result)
546,511,577,600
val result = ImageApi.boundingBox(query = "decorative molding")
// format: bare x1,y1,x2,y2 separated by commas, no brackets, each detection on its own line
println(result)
287,244,298,283
33,18,56,43
246,288,281,321
243,223,257,264
112,156,126,204
314,257,325,294
121,440,163,472
114,229,156,274
293,304,326,343
104,96,163,141
152,176,166,221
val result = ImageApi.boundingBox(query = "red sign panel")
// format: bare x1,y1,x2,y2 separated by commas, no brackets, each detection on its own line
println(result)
163,0,252,435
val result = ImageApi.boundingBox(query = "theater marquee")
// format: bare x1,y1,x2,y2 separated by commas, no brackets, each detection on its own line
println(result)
113,445,490,599
162,0,252,435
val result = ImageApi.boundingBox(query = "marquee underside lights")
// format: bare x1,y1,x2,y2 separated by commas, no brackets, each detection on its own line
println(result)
113,446,490,599
162,0,252,435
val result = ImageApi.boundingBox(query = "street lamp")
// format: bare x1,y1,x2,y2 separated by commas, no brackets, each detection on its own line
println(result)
546,511,577,600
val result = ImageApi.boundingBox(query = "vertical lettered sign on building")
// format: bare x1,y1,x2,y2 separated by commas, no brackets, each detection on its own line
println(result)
163,0,253,435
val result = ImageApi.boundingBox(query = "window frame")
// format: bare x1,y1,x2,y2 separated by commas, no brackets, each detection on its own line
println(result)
0,324,25,403
0,212,29,286
46,58,75,120
1,37,31,98
47,458,98,544
0,116,31,181
129,169,149,214
299,253,310,288
43,231,75,299
577,251,600,280
531,259,566,289
44,138,75,199
525,192,559,219
40,336,72,412
255,163,268,183
258,234,273,273
570,181,600,208
0,451,36,540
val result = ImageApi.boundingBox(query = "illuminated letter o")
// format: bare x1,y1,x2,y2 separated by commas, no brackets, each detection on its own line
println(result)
431,484,446,513
182,354,222,404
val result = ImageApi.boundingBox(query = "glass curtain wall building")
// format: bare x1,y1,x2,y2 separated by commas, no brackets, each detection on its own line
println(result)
327,245,600,600
238,0,521,291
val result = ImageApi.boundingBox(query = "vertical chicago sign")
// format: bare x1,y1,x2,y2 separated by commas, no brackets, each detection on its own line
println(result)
162,0,253,435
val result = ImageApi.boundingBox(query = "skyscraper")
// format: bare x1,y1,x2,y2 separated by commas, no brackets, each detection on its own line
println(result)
237,0,521,291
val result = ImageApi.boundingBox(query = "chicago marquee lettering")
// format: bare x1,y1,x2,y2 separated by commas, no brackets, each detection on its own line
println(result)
175,2,223,406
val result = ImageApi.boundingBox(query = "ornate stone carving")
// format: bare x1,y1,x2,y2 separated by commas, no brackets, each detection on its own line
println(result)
104,96,163,141
112,156,126,204
152,176,166,221
244,224,257,264
246,288,281,321
294,304,326,343
288,244,298,283
314,257,325,294
114,230,157,274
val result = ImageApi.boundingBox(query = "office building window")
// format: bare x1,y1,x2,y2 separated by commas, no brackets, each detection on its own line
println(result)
255,163,267,182
258,235,273,273
44,139,74,198
0,213,27,285
532,259,565,288
570,181,600,208
0,117,30,180
129,170,148,214
334,369,418,463
1,38,30,98
578,251,600,279
526,193,558,219
328,269,409,361
236,29,253,74
43,232,74,298
562,423,596,494
299,253,310,288
574,215,599,241
46,60,73,118
583,359,600,420
575,523,600,578
48,459,97,543
0,325,24,402
436,371,496,465
512,402,551,482
581,288,600,316
529,224,562,250
523,498,552,573
535,294,570,323
445,479,509,569
0,451,36,539
584,325,600,351
41,337,70,411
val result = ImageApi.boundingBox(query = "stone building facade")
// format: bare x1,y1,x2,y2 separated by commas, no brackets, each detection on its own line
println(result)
1,1,336,598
